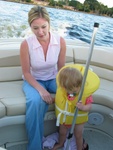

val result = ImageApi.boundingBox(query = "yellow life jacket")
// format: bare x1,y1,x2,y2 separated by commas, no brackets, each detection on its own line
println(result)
55,64,100,126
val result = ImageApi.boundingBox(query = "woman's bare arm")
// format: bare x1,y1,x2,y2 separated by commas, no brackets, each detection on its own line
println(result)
57,37,66,71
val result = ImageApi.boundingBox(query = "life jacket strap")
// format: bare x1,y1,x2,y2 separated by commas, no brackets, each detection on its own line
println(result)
55,104,88,126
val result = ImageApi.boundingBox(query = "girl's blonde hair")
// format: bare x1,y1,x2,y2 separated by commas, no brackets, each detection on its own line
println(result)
58,67,83,92
28,5,50,26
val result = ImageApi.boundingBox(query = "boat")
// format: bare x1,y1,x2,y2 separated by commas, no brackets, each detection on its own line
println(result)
0,38,113,150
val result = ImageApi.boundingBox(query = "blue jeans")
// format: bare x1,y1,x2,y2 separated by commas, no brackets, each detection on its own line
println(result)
23,79,57,150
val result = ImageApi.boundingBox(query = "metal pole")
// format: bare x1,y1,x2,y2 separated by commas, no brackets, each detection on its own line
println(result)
66,22,99,150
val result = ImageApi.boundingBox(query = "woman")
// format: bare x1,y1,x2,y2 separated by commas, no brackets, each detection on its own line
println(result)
20,5,66,150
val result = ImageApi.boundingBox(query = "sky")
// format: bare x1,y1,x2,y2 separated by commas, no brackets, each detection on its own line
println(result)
77,0,113,8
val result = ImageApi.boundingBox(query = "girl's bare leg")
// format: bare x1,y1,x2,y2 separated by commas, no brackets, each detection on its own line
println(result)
52,124,68,150
74,123,85,150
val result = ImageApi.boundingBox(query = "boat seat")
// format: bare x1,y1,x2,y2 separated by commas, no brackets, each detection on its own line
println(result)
0,79,113,120
0,81,55,119
93,78,113,109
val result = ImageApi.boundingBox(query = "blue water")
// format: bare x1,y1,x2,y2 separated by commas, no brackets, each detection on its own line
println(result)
0,1,113,47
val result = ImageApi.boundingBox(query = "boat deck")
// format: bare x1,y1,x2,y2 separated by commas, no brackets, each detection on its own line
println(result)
3,129,113,150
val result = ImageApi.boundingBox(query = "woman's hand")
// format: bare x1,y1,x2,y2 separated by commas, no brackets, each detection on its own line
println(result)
38,87,54,104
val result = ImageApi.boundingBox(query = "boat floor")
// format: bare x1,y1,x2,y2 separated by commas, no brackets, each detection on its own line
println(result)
83,129,113,150
5,129,113,150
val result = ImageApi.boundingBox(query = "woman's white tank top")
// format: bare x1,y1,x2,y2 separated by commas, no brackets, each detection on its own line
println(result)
25,32,61,81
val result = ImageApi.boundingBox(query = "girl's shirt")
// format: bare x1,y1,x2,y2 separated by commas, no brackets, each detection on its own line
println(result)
85,95,93,104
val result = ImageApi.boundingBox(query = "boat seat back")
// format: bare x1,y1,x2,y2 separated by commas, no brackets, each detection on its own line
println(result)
66,45,113,82
0,48,22,82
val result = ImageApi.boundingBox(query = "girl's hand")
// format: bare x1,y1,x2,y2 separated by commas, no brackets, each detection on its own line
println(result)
76,100,84,110
76,100,92,111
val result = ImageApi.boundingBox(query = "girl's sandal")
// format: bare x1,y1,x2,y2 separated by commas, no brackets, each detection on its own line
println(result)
82,139,89,150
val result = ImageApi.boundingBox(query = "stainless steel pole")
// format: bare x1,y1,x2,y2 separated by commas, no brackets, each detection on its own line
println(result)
66,22,99,150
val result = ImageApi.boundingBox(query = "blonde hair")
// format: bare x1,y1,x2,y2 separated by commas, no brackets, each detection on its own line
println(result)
28,5,50,26
58,67,83,92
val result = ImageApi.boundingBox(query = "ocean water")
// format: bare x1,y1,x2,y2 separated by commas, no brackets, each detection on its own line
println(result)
0,0,113,47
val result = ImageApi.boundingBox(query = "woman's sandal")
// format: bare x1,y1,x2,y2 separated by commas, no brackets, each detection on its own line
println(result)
82,138,89,150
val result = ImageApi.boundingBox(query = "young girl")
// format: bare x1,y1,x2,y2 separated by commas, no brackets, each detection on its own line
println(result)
53,64,100,150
